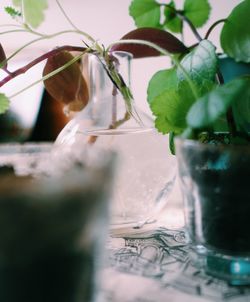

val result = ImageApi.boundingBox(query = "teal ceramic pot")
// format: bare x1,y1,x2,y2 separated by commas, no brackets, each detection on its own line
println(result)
219,55,250,83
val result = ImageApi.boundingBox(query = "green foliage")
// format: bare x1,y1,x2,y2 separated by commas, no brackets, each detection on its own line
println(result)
164,1,182,33
151,86,196,134
4,6,21,19
221,0,250,63
176,40,217,87
169,132,176,155
12,0,48,28
129,0,161,28
128,0,250,150
0,94,10,114
187,77,250,129
183,0,211,28
232,79,250,132
147,40,217,137
129,0,211,34
147,68,177,104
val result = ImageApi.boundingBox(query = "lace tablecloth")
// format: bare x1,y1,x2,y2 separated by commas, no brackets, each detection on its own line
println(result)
100,206,250,302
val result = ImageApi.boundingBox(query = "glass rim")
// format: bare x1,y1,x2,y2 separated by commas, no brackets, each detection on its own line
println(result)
0,142,53,154
175,135,250,153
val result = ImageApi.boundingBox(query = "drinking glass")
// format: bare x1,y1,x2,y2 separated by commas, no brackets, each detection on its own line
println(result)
0,143,115,302
175,137,250,285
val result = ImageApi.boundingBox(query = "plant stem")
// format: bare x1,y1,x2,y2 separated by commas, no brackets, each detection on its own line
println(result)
87,112,130,144
108,39,199,100
164,5,203,42
109,112,130,129
8,51,86,99
111,85,118,128
55,0,96,44
3,28,97,65
227,109,237,136
205,19,227,39
0,29,27,35
0,45,87,88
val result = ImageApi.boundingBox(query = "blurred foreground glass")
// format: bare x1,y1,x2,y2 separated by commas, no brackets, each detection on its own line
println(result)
175,137,250,285
0,143,115,302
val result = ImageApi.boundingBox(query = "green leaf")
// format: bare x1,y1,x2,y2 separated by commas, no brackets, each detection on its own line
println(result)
129,0,161,28
12,0,48,28
177,40,217,89
147,68,178,104
147,40,218,136
169,132,176,155
150,85,196,134
164,2,182,33
184,0,211,28
233,83,250,132
4,6,21,18
187,77,250,129
0,94,10,114
220,0,250,63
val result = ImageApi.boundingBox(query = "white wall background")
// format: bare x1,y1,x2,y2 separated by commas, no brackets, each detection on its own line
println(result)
0,0,241,114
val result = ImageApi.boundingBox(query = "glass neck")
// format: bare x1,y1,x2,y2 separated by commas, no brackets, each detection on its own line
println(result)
87,51,132,102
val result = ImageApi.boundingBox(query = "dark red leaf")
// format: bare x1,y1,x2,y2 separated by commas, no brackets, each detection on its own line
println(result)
43,51,89,112
110,28,188,58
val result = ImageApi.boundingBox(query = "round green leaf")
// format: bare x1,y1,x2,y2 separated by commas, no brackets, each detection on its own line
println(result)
129,0,161,28
184,0,211,28
164,3,182,33
151,85,196,134
177,40,217,89
13,0,48,28
147,68,177,104
221,0,250,63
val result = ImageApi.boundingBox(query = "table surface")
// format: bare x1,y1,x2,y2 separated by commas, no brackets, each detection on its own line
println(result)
100,205,250,302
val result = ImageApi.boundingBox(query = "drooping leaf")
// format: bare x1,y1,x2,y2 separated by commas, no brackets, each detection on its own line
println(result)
183,0,211,28
129,0,161,28
0,94,10,114
147,68,178,104
111,28,188,58
12,0,48,28
177,40,217,89
43,51,89,112
187,77,250,129
164,1,182,33
220,0,250,63
0,43,7,69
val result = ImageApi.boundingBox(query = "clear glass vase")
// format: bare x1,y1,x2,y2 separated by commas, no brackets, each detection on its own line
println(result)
54,51,177,228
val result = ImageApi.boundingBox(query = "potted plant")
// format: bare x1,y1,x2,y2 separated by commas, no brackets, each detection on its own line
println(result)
123,0,250,284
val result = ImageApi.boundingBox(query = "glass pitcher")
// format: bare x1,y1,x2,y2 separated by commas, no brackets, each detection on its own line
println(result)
54,51,177,228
